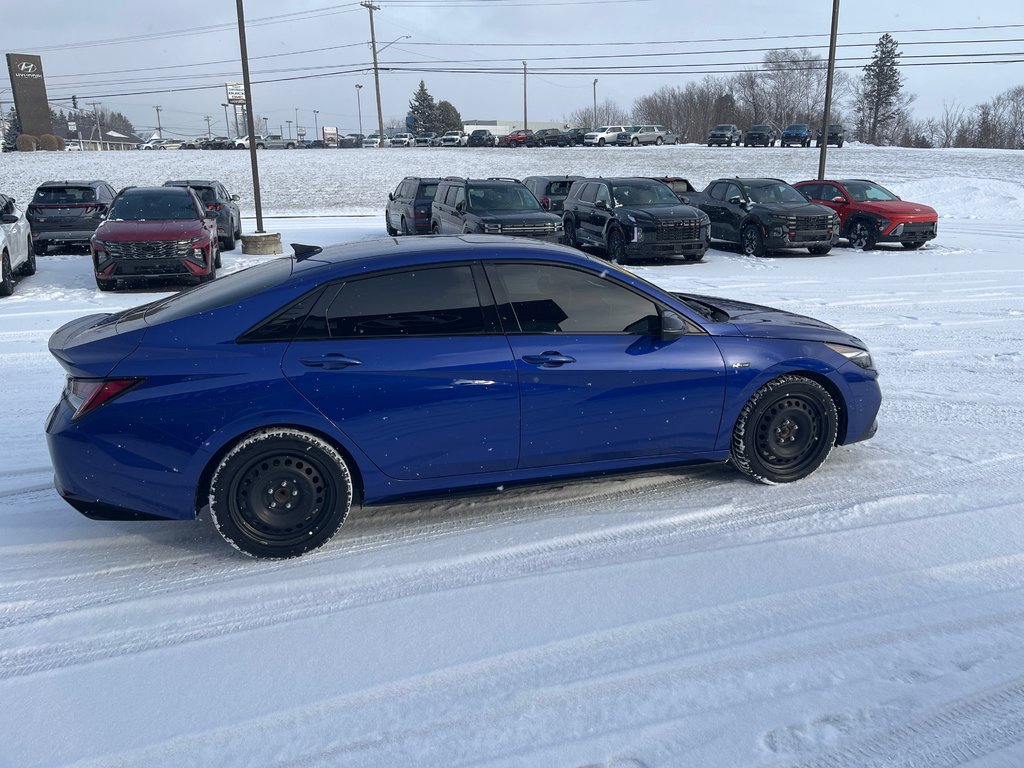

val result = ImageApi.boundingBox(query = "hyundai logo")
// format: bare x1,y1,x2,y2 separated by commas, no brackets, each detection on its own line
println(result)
18,62,37,73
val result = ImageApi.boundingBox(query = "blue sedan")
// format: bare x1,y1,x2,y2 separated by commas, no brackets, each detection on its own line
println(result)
46,236,880,558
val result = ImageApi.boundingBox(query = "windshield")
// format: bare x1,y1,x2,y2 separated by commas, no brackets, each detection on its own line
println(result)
745,182,809,204
750,125,771,131
108,192,199,221
842,181,900,202
611,182,681,206
713,124,733,131
786,124,809,131
467,185,541,212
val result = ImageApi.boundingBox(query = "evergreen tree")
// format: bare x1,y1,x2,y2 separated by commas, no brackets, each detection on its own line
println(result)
408,81,437,134
856,33,904,144
435,100,463,133
3,108,21,151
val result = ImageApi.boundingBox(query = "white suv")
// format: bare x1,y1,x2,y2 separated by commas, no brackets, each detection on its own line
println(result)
390,133,414,147
583,125,627,147
440,130,468,147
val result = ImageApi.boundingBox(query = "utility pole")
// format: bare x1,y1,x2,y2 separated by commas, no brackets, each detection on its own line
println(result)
522,61,528,133
154,105,162,138
233,105,240,138
285,120,292,139
204,115,212,138
355,84,363,137
592,79,598,128
817,0,841,180
89,102,104,150
362,1,386,148
294,107,299,141
235,0,267,236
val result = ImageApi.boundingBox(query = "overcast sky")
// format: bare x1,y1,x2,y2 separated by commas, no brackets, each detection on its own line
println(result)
3,0,1021,138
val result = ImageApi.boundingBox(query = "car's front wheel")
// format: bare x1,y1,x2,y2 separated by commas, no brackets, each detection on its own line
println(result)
0,252,13,296
563,217,579,248
19,240,37,275
741,224,766,257
848,220,876,250
606,227,626,262
731,374,838,484
209,428,354,559
385,214,398,236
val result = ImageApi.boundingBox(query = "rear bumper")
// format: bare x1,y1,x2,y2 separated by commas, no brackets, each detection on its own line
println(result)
31,227,97,243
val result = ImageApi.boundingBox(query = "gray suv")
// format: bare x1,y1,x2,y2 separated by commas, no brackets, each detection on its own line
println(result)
430,177,562,242
163,180,242,251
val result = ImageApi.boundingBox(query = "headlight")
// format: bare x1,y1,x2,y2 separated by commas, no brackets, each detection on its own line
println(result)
825,342,875,371
627,214,637,224
698,213,710,225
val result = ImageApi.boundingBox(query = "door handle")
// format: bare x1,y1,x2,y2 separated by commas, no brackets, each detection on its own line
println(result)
522,352,576,367
300,354,362,370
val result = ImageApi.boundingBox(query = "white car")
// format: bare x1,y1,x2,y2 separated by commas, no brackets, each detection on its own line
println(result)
440,130,468,147
0,193,35,297
362,134,391,148
389,133,414,147
583,125,627,147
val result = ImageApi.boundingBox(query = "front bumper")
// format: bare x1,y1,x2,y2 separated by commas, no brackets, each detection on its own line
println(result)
626,223,711,259
879,220,938,243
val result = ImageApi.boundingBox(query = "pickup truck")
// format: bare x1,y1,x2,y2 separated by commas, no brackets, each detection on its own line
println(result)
689,177,840,257
234,134,297,149
780,124,812,147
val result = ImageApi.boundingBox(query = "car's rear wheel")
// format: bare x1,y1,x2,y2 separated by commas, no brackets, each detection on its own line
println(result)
731,374,838,484
848,220,876,250
19,240,37,275
741,224,766,257
33,239,48,256
0,252,13,296
901,241,924,250
221,231,235,252
431,222,441,234
209,428,353,558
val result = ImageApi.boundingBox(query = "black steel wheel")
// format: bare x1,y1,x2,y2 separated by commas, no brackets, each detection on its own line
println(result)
606,227,627,262
741,224,766,257
0,252,13,296
848,220,876,250
209,428,353,558
731,374,838,484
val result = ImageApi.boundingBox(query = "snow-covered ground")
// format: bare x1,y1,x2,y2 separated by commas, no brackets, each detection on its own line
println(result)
1,145,1023,767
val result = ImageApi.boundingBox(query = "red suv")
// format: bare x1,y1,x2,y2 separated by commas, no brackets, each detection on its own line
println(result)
91,186,219,290
794,178,938,250
499,129,535,148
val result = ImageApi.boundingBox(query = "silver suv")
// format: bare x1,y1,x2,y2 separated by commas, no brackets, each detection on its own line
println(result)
614,125,677,146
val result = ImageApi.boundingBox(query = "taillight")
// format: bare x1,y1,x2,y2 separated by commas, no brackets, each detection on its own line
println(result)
206,203,223,212
66,377,142,420
540,196,551,210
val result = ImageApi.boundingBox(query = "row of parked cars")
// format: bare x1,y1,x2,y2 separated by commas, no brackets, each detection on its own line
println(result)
385,173,937,262
708,123,846,147
0,178,243,295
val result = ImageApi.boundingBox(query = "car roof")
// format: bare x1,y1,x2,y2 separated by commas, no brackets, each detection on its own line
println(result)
163,180,219,187
38,180,108,188
118,186,194,196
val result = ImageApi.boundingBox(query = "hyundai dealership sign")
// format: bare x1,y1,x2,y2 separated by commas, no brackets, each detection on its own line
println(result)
6,53,52,139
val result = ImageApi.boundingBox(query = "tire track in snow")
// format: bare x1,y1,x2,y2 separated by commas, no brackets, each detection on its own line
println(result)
0,451,1021,680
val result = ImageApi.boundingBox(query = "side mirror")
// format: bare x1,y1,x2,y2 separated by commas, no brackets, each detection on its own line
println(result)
677,195,690,205
832,196,848,204
388,192,394,201
455,201,466,214
231,195,239,201
1,213,19,224
728,195,744,206
595,200,608,210
660,308,688,341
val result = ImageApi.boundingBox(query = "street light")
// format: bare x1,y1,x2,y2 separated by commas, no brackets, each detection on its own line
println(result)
593,79,598,128
294,107,299,141
221,103,230,137
355,84,363,138
313,109,319,143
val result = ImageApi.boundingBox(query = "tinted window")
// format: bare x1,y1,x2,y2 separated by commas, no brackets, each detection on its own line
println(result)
467,185,539,212
416,183,437,200
579,183,598,204
490,264,659,335
820,183,844,200
33,186,97,204
745,182,807,204
799,183,822,200
708,183,726,201
546,180,573,196
109,191,199,221
324,266,486,338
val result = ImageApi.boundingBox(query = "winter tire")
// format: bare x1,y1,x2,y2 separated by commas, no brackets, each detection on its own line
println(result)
741,224,766,257
0,252,13,296
731,374,838,484
209,428,353,559
607,227,626,263
848,220,876,250
19,241,37,276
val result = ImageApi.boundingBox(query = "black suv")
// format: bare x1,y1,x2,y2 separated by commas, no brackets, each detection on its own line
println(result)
430,177,562,242
386,177,440,235
26,180,118,254
522,176,582,213
707,124,742,146
690,177,840,257
744,125,778,147
562,177,710,263
534,128,570,147
816,124,845,147
162,180,242,251
564,128,588,146
467,129,497,147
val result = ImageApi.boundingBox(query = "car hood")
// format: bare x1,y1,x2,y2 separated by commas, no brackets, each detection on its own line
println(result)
676,293,866,346
95,220,207,241
476,210,561,223
752,201,835,217
618,204,702,220
852,200,937,218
